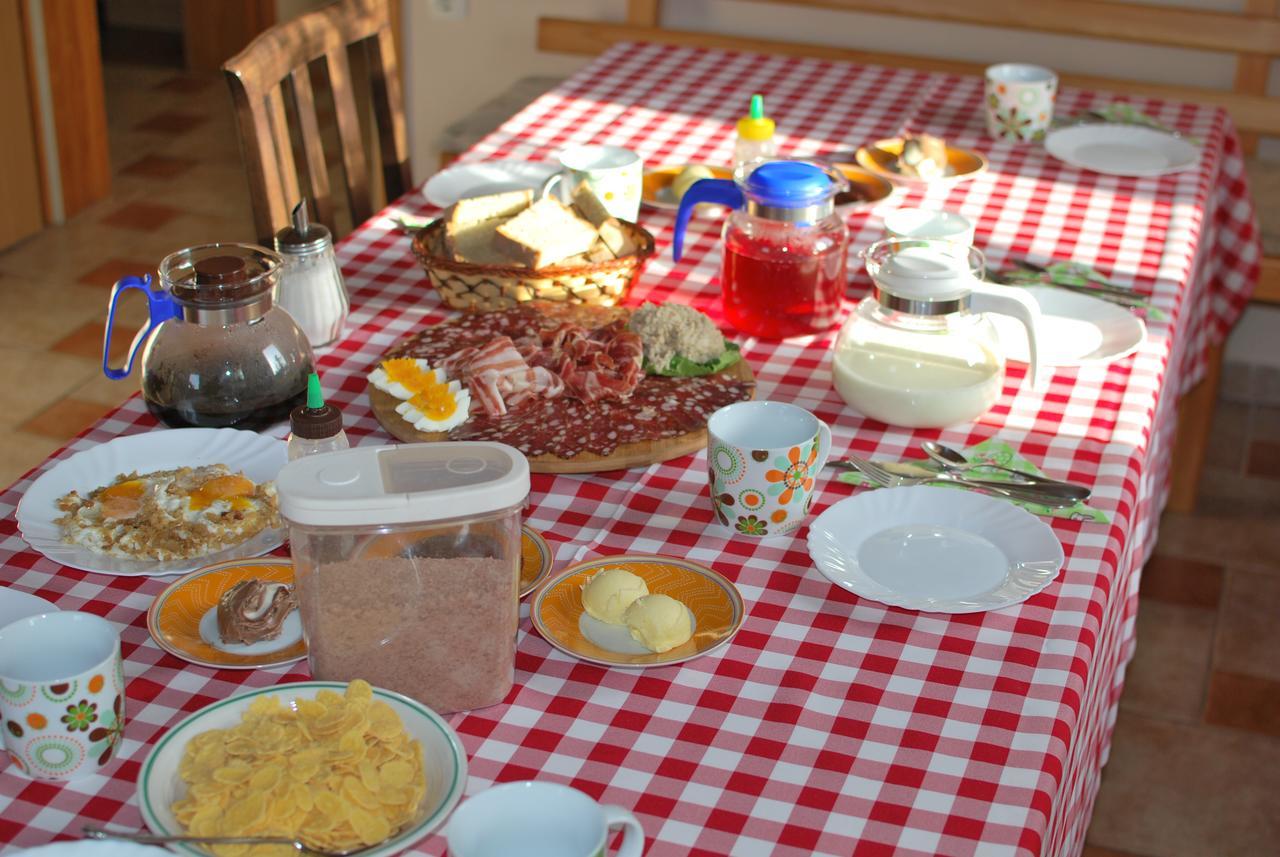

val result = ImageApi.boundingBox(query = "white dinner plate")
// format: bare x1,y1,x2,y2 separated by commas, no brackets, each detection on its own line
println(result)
423,160,558,208
1044,124,1199,177
0,587,57,631
807,486,1064,613
990,285,1147,366
138,681,467,857
17,429,287,578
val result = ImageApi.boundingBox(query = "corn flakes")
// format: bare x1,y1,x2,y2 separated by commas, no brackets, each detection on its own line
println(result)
171,681,426,856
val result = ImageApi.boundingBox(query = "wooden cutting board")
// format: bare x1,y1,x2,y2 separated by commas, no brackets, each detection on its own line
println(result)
366,302,755,473
368,359,755,474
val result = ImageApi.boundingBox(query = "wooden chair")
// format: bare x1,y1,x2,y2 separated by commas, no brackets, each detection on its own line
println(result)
223,0,409,244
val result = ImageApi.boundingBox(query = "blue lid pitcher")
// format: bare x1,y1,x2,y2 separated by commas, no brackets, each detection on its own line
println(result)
103,243,315,429
672,159,850,339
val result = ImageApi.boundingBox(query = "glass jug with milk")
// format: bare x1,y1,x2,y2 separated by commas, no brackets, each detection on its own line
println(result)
832,239,1041,427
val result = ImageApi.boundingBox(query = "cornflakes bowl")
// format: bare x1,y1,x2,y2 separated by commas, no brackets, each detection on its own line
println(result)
138,682,467,857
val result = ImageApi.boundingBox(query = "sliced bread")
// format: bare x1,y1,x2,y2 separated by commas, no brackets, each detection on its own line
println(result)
494,197,599,269
571,181,634,259
446,189,533,230
446,217,519,266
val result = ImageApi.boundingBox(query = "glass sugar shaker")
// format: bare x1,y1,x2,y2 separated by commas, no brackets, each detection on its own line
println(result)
274,200,349,347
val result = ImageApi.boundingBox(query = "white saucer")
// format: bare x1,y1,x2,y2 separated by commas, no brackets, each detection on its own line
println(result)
807,486,1064,613
991,285,1146,366
1044,124,1199,177
423,160,558,208
0,587,57,630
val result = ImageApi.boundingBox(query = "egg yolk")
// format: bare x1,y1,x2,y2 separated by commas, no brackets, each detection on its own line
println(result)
382,359,442,397
100,479,145,520
189,474,255,511
409,387,458,420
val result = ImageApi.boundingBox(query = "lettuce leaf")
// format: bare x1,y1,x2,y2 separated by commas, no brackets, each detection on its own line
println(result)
645,342,742,377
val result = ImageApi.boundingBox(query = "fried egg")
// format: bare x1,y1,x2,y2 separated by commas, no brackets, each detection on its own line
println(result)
55,465,280,561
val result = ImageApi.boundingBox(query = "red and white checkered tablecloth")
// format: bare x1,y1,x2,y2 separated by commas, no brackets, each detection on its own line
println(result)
0,42,1260,857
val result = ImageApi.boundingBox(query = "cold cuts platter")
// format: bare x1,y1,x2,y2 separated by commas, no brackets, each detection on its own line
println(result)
368,302,756,473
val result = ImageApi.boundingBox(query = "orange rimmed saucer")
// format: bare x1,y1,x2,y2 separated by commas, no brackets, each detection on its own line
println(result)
147,557,305,670
520,526,553,598
531,554,744,668
855,138,988,185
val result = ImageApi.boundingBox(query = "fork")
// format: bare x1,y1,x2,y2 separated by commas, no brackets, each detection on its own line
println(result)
833,455,1086,507
83,826,363,856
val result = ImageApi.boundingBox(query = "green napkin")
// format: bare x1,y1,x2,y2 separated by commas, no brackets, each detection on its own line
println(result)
996,260,1169,322
1058,103,1202,145
836,439,1110,523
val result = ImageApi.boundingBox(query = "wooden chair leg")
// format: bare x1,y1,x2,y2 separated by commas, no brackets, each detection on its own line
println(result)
1168,343,1225,513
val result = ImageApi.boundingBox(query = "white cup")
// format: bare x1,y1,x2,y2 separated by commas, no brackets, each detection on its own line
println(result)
706,401,833,539
984,63,1058,143
446,781,644,857
0,611,126,781
883,208,976,248
541,145,643,221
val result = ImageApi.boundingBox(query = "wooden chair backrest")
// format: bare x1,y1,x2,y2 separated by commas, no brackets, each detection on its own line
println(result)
540,0,1280,303
223,0,409,244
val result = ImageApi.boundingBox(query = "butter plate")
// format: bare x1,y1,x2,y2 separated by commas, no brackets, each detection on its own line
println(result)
519,526,553,598
531,554,744,668
855,138,987,185
147,558,305,670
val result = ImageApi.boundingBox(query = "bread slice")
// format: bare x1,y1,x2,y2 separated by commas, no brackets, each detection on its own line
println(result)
493,197,599,269
446,217,519,266
446,190,533,229
571,181,635,259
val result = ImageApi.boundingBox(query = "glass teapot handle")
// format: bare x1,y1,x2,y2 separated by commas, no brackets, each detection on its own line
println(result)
103,274,178,380
672,179,743,262
970,281,1042,390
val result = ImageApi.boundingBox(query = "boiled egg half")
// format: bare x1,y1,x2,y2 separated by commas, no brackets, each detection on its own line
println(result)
372,357,471,432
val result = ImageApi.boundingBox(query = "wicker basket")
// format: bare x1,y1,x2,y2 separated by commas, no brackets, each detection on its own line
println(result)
411,219,656,312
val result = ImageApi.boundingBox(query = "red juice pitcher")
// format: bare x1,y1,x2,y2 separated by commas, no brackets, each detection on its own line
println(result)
673,160,849,339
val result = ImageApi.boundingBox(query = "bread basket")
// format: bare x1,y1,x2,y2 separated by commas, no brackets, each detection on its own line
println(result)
411,220,656,312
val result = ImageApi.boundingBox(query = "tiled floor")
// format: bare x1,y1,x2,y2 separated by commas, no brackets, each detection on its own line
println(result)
0,59,1277,857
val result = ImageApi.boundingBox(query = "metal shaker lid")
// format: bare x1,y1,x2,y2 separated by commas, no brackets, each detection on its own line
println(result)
274,200,332,256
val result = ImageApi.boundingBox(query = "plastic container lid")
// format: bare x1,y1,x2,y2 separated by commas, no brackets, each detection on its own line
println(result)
276,442,530,527
736,94,776,141
872,246,977,301
742,161,835,209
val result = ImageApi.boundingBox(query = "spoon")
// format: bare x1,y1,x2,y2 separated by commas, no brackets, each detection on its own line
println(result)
83,826,362,856
922,441,1092,501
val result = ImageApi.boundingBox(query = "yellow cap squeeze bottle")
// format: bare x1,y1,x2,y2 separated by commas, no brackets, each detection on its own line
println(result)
734,94,777,169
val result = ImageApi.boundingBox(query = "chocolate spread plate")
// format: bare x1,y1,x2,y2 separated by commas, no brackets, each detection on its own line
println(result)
367,303,756,474
147,557,306,670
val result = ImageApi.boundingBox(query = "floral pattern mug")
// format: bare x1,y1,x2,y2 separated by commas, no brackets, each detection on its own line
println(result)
985,64,1058,143
0,611,126,780
706,401,833,538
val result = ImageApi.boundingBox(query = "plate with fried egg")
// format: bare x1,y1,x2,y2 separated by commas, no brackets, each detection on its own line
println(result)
17,429,287,577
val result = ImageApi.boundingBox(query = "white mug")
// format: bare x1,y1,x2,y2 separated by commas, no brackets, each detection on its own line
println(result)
707,401,833,538
883,208,975,248
446,780,644,857
0,611,126,781
542,145,643,221
984,63,1058,143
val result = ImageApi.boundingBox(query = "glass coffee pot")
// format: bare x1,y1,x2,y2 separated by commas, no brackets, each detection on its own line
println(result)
832,238,1042,427
103,243,315,429
673,159,849,339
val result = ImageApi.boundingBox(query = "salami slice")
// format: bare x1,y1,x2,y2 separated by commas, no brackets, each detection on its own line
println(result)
381,305,755,459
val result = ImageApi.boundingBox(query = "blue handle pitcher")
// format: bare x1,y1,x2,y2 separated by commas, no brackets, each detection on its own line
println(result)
102,244,315,429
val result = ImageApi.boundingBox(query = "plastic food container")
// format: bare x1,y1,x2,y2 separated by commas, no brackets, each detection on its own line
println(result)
276,442,530,714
